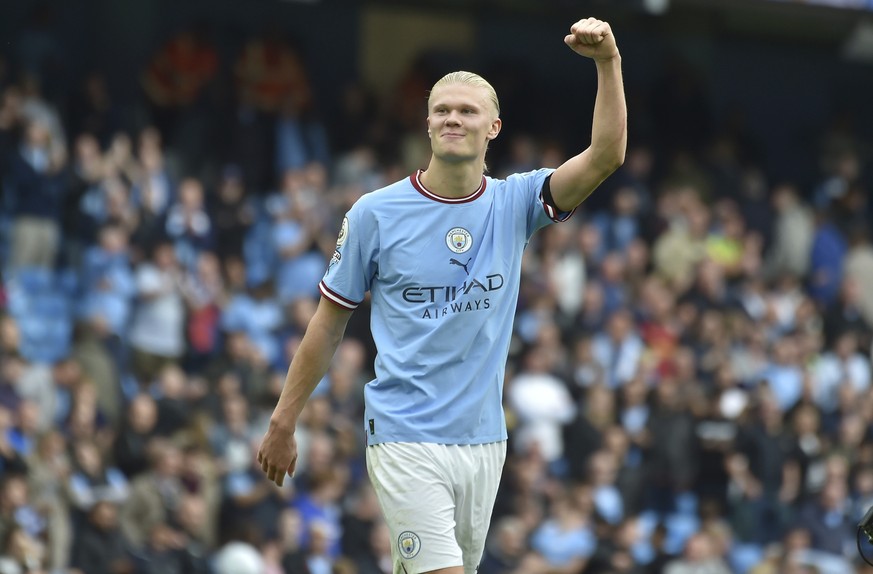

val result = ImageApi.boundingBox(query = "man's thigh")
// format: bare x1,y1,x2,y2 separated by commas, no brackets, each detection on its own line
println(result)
452,441,506,573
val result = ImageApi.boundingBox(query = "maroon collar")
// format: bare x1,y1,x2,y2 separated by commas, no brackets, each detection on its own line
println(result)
409,170,487,204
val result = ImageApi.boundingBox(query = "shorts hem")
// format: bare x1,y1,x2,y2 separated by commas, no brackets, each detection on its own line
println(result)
399,559,464,573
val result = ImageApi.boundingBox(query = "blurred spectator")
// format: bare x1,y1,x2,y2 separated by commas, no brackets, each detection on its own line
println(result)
663,531,731,574
78,224,136,386
0,474,46,559
808,207,848,308
274,507,306,573
128,240,186,387
590,308,643,390
0,405,27,476
113,393,158,478
119,439,183,550
69,500,134,574
812,329,871,415
844,225,873,328
530,487,596,573
270,169,328,305
181,251,227,369
652,186,710,292
588,448,625,526
171,493,212,574
104,132,142,194
646,522,676,574
586,515,651,574
763,183,814,281
66,438,129,518
0,524,45,574
130,128,174,249
757,337,805,413
209,393,258,477
564,384,615,481
798,478,855,559
821,276,873,351
644,378,697,513
339,481,379,563
291,451,346,558
5,118,67,269
506,345,576,466
591,186,643,255
218,431,293,544
153,364,191,437
62,132,108,263
353,519,393,574
479,515,529,574
164,177,213,271
209,164,254,261
19,74,66,164
132,521,188,574
220,277,283,369
299,519,334,574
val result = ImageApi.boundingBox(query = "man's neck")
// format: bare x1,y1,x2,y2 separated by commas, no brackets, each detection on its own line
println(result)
419,158,485,199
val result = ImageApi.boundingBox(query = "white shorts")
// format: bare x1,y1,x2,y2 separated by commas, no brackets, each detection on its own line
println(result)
366,441,507,574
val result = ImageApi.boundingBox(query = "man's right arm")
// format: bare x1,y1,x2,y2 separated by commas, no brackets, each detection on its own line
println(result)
257,297,353,486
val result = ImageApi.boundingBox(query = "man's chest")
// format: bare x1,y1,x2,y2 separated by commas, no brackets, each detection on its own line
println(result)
377,208,516,289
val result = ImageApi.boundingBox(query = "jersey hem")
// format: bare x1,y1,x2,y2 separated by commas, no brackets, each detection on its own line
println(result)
365,433,508,447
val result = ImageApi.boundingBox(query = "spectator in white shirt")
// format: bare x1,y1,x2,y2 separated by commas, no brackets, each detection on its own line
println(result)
812,329,870,414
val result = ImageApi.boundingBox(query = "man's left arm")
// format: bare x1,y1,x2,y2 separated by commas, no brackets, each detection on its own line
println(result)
549,17,627,212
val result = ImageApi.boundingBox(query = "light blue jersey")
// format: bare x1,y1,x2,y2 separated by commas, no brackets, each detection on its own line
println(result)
319,169,572,445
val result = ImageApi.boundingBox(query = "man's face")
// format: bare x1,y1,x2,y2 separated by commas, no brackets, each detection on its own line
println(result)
427,83,500,164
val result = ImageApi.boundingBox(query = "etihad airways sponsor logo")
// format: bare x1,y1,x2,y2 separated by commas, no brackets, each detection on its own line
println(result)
401,274,505,304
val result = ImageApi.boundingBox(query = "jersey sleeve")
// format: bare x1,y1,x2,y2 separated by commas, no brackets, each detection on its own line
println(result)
318,199,378,310
507,168,575,239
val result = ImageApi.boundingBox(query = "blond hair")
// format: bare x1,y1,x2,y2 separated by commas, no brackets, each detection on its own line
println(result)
427,71,500,117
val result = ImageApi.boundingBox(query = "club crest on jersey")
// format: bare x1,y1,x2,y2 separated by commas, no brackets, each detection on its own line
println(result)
336,216,349,248
397,531,421,558
446,227,473,254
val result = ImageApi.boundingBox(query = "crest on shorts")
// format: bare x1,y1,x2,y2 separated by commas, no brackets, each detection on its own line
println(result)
446,227,473,254
397,531,421,559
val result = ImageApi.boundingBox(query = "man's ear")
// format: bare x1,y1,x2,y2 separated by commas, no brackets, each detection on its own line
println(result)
486,117,502,141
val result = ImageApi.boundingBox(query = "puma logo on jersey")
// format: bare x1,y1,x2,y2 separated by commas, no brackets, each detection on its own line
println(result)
449,257,471,275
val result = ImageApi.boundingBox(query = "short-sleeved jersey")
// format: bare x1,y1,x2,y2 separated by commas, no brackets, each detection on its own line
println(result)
319,168,572,445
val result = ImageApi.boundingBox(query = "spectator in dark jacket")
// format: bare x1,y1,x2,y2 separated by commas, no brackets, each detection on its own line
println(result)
5,119,67,269
70,500,134,574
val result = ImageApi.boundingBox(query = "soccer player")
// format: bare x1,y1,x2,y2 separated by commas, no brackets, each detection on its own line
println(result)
258,16,626,574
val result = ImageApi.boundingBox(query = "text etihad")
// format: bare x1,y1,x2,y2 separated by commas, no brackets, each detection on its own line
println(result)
402,274,505,303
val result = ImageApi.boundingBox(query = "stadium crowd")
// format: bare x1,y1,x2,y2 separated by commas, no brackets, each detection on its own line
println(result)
1,18,873,574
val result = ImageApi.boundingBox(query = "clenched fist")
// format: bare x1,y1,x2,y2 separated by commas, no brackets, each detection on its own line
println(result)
564,18,619,62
